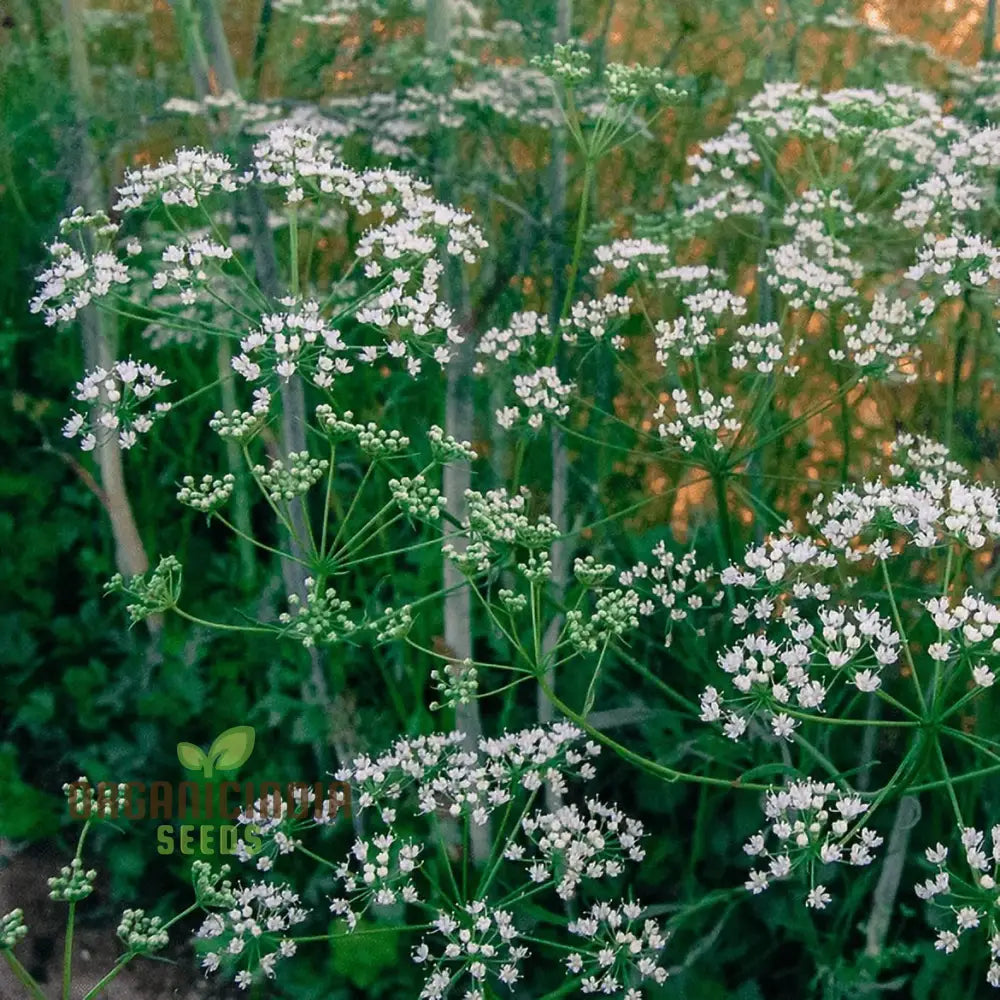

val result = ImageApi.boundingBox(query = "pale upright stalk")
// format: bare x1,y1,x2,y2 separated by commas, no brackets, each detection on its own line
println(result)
62,0,157,634
539,0,574,755
864,796,921,958
428,0,489,863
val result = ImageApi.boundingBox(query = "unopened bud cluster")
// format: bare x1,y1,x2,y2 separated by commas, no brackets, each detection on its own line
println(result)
177,473,236,512
0,909,27,950
49,858,98,903
254,453,328,503
118,908,169,954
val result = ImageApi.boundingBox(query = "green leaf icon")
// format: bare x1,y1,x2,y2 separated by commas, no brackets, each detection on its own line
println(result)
177,742,207,773
176,726,255,777
207,726,255,774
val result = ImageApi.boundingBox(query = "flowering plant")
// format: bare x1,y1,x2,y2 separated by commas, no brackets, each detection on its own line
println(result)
9,4,1000,998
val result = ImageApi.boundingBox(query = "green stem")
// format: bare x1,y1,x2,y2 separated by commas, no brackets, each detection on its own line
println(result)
582,638,611,715
609,643,701,715
336,531,463,570
712,469,736,562
944,313,961,454
536,674,770,791
288,207,299,298
530,581,542,670
943,725,1000,763
874,687,923,722
934,740,964,827
213,513,305,565
82,957,133,1000
328,462,377,556
941,684,987,722
730,376,859,464
879,558,926,715
62,903,76,1000
172,606,274,634
406,638,525,673
791,731,850,788
558,157,594,324
840,738,923,842
931,544,956,707
781,706,916,728
432,820,463,904
2,951,48,1000
319,442,336,557
216,338,255,590
294,844,339,870
476,791,538,901
295,923,432,944
535,975,588,1000
906,748,1000,792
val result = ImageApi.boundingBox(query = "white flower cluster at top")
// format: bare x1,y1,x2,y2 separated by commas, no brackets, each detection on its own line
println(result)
700,601,900,742
454,78,1000,467
766,189,867,314
567,901,669,997
232,300,354,387
621,542,716,648
270,0,384,27
653,289,747,365
835,293,931,377
560,293,632,348
475,310,551,369
905,229,1000,297
476,291,633,432
502,365,574,430
590,237,674,278
666,77,1000,388
35,126,491,448
113,148,250,212
151,238,233,306
31,209,127,326
154,723,665,996
163,90,271,124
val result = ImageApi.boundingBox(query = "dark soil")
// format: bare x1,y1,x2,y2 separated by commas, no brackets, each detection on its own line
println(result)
0,841,218,1000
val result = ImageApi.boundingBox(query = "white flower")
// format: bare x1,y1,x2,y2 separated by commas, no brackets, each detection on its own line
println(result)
973,663,995,687
806,885,831,909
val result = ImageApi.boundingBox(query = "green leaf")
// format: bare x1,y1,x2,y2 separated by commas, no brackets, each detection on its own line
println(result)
0,745,60,840
11,689,54,732
207,725,255,771
176,742,207,772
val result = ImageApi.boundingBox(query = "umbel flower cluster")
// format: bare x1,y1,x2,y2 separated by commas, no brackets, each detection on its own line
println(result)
468,83,1000,478
33,126,487,451
743,779,881,909
197,723,671,998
